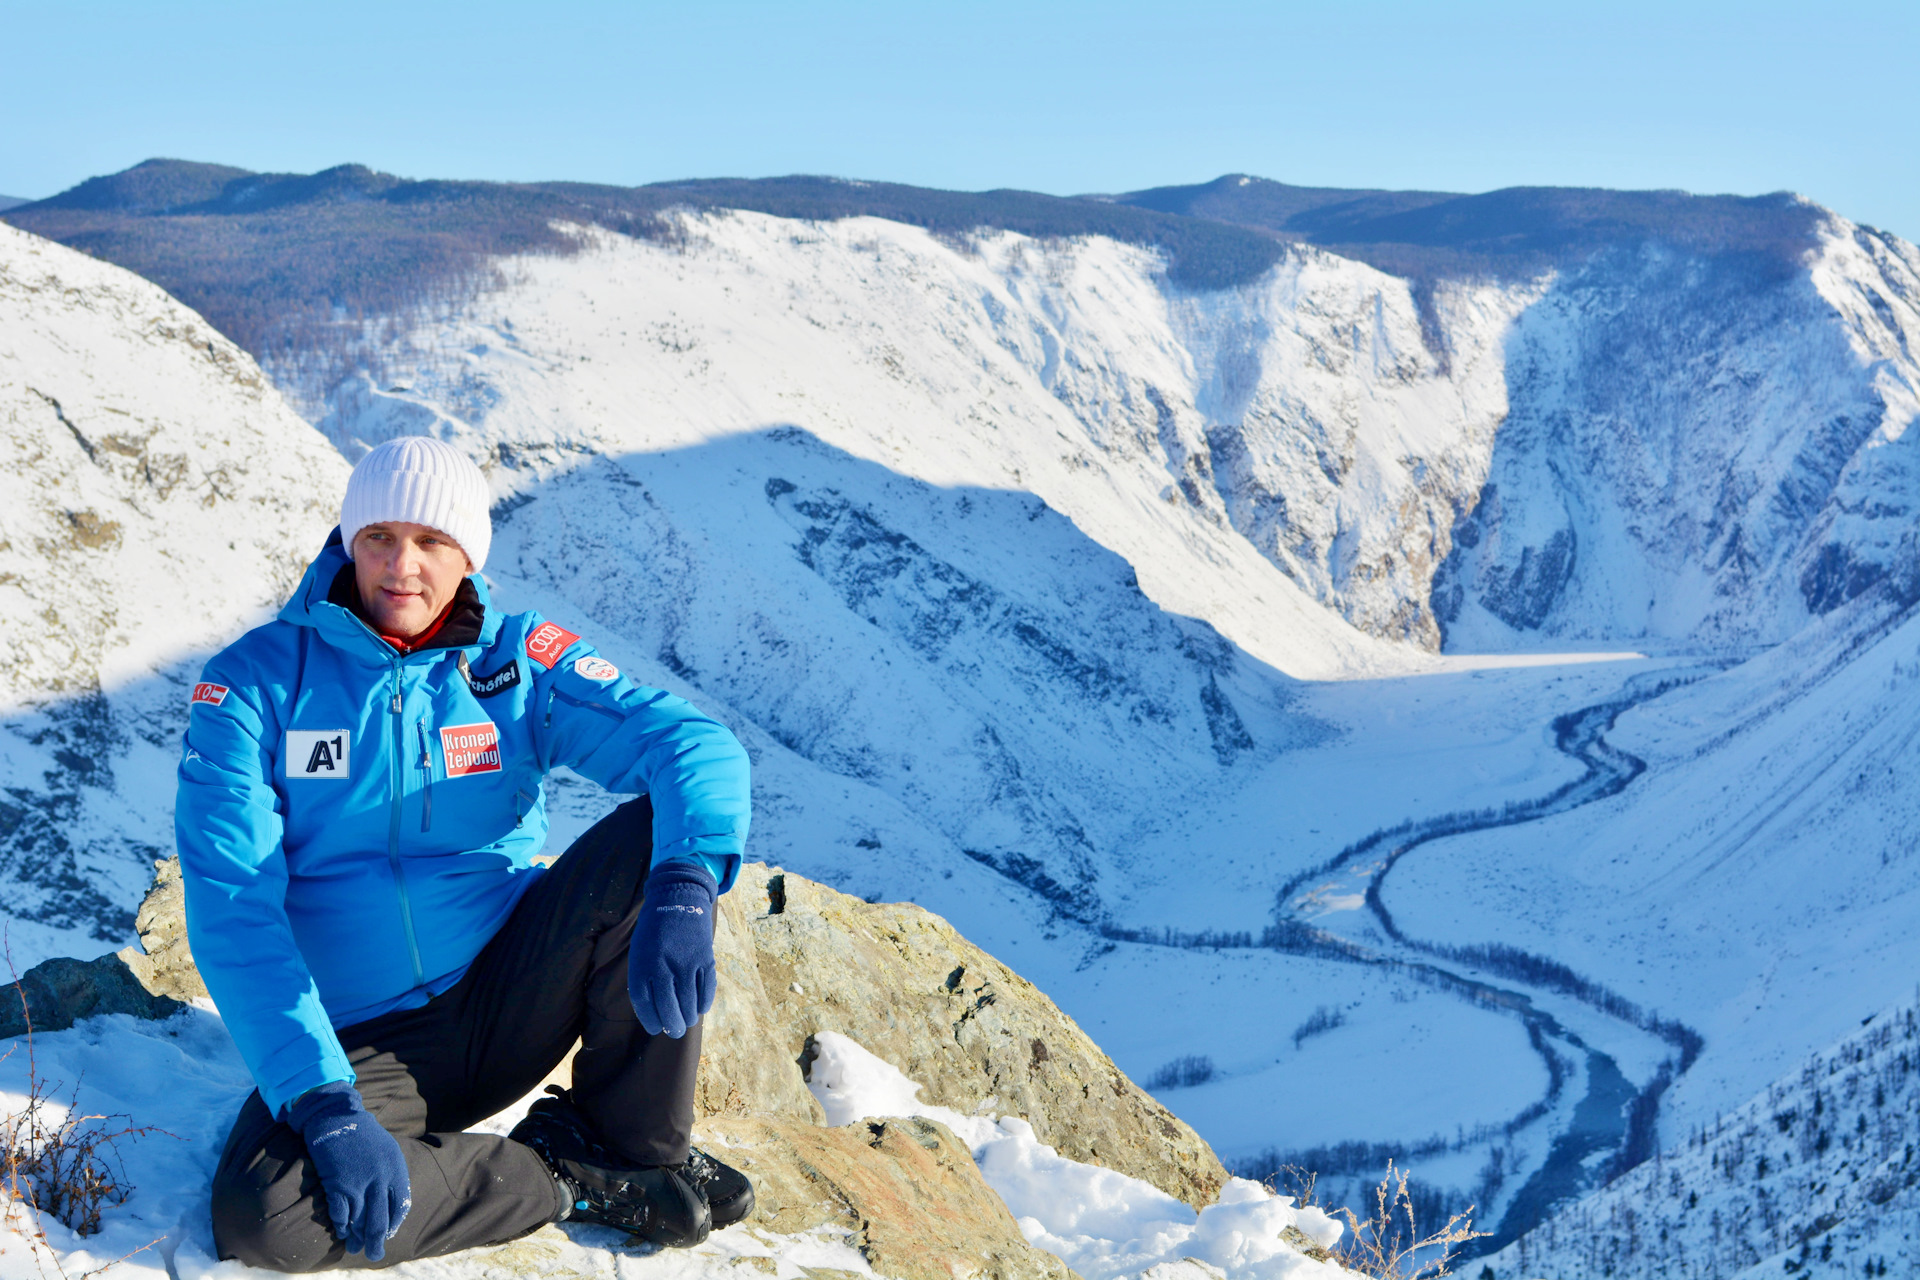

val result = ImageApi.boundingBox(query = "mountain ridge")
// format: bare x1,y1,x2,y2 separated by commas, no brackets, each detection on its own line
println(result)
7,159,1835,362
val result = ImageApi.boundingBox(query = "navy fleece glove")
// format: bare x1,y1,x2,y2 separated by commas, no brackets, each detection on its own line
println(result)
288,1082,411,1261
628,861,719,1038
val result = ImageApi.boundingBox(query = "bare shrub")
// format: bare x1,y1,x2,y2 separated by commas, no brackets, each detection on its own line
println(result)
1145,1054,1215,1090
1292,1004,1347,1048
1279,1160,1486,1280
2,956,169,1278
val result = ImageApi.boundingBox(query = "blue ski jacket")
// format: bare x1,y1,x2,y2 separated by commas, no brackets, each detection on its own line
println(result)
174,536,750,1117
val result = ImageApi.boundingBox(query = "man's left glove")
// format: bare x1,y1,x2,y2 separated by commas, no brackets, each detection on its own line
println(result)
287,1081,411,1261
628,861,719,1038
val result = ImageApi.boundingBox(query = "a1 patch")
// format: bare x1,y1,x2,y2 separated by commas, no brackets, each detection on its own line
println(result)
440,722,503,777
524,621,580,670
286,730,351,780
573,656,619,682
191,682,229,709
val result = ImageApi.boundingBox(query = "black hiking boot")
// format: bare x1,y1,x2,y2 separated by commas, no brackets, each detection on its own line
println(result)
684,1146,755,1229
509,1089,711,1247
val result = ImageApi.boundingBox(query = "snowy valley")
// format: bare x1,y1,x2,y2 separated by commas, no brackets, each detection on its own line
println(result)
7,164,1920,1278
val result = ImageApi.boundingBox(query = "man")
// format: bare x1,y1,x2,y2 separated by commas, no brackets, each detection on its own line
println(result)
176,436,754,1270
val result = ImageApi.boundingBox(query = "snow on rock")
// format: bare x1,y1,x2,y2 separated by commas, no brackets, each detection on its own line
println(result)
0,221,347,960
804,1031,1349,1280
1170,249,1533,649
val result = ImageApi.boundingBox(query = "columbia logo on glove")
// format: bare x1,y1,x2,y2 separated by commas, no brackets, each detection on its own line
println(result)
628,862,719,1038
287,1082,411,1261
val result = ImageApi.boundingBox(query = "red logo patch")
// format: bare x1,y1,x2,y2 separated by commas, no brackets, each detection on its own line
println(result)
191,682,229,708
524,622,581,670
439,722,502,777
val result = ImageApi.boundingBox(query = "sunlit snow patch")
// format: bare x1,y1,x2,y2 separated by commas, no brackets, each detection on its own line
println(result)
804,1031,1348,1280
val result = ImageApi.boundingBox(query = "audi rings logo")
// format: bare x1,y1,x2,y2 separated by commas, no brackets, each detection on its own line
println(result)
524,621,581,670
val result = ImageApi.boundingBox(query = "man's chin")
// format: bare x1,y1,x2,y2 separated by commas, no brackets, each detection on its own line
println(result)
369,610,431,638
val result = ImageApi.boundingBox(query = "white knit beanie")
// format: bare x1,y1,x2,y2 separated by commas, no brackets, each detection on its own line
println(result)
340,437,492,572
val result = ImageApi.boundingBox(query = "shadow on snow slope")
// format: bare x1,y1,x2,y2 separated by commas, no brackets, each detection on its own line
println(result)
0,424,1332,968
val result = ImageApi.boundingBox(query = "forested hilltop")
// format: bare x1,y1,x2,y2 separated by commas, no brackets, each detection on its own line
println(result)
6,159,1824,366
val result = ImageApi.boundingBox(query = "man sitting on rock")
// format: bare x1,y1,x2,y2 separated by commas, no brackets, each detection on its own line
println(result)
175,436,754,1270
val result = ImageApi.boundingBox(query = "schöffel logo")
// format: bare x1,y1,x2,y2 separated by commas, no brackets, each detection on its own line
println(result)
440,722,503,777
191,682,229,709
466,660,522,699
524,621,580,670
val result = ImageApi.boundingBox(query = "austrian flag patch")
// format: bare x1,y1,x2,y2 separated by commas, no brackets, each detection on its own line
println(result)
440,722,503,777
524,621,580,670
191,682,229,709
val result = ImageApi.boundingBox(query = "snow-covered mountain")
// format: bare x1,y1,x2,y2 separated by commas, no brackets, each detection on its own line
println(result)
15,161,1920,1274
0,220,346,959
1440,221,1920,651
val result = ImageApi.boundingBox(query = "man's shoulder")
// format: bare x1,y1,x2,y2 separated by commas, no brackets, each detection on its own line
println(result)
185,621,302,725
203,619,301,681
489,608,592,673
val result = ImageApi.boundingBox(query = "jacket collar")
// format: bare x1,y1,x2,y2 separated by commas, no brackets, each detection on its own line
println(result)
279,529,501,662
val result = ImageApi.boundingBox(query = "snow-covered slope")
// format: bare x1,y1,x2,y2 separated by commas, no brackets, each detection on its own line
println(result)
1483,988,1920,1279
307,206,1920,661
297,214,1441,674
0,221,347,959
1385,576,1920,1141
1440,217,1920,651
19,185,1920,1272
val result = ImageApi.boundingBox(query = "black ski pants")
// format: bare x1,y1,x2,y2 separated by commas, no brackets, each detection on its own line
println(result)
210,798,701,1271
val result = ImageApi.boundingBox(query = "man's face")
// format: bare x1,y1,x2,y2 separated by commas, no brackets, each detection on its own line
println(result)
351,521,472,639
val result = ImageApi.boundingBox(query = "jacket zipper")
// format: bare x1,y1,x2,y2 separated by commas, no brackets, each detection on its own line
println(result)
387,665,426,988
416,721,434,832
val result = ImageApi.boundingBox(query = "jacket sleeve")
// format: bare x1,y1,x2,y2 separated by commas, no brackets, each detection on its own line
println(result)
530,632,751,892
174,662,354,1118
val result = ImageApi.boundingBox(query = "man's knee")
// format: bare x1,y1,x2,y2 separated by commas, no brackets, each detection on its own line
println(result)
211,1134,343,1273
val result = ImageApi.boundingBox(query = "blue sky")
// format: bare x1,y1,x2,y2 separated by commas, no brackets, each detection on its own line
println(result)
8,1,1919,238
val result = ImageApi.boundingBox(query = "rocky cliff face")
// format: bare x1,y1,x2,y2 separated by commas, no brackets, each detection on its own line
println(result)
1438,219,1920,650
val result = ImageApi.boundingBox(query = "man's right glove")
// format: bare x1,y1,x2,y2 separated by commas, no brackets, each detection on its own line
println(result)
628,860,719,1038
287,1081,411,1261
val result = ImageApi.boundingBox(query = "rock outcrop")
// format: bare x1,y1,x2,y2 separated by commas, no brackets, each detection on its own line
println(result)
69,857,1231,1279
116,855,207,1001
699,864,1229,1209
696,1113,1077,1280
0,951,181,1038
